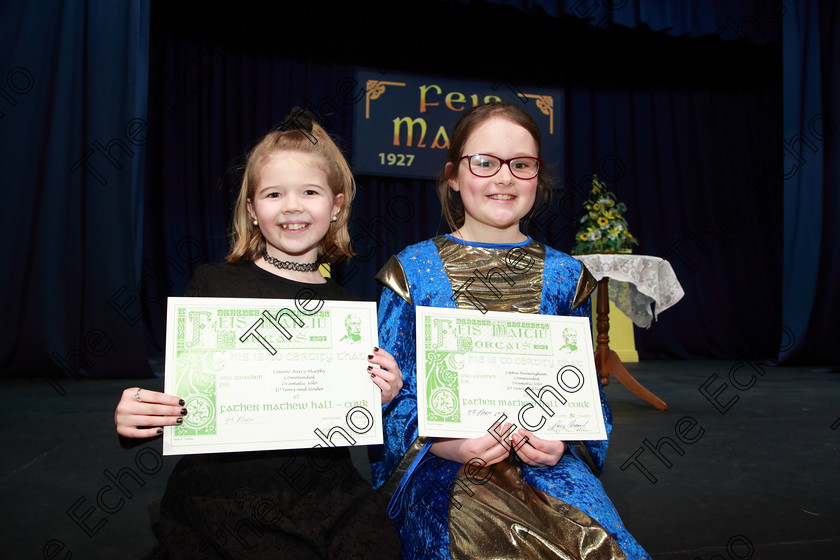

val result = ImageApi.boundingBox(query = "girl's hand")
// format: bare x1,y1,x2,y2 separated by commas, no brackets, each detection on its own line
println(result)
429,421,513,466
368,347,403,404
115,387,187,438
510,428,566,467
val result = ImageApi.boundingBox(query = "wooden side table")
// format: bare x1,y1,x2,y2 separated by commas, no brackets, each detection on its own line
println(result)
575,254,685,411
594,278,668,409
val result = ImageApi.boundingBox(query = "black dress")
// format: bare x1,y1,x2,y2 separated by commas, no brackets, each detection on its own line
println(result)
143,262,402,559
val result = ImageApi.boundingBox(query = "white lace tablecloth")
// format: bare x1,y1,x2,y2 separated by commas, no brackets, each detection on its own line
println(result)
574,254,685,328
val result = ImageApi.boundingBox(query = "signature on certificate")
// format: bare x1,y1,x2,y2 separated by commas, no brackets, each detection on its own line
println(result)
224,415,256,425
547,418,591,432
465,409,496,417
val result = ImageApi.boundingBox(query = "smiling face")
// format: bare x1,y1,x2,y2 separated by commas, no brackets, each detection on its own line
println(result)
247,151,343,264
447,117,538,243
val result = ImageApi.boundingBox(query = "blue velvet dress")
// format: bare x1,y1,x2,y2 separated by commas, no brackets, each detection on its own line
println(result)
371,235,650,559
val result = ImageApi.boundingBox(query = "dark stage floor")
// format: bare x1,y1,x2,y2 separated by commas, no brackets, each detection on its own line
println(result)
2,360,838,559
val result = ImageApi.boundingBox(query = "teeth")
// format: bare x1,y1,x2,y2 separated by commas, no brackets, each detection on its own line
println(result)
281,223,308,230
489,195,515,200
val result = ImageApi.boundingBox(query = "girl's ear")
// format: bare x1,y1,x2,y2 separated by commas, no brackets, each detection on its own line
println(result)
246,199,255,221
445,162,459,191
331,193,345,220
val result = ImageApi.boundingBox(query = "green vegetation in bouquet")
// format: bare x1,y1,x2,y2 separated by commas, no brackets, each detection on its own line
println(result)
571,175,639,255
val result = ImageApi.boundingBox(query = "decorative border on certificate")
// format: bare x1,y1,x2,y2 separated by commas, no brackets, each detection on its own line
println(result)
415,306,607,441
163,297,382,455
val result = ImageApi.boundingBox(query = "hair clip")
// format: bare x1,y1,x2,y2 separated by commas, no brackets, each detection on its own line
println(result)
280,106,315,133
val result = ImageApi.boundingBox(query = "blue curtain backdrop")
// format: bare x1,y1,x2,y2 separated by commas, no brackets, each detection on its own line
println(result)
1,0,836,382
780,1,840,365
0,0,152,385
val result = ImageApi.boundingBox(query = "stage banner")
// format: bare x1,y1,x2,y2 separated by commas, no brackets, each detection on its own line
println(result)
352,68,563,180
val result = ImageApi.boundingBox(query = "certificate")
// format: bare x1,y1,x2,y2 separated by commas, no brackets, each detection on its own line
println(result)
163,297,382,455
416,306,607,440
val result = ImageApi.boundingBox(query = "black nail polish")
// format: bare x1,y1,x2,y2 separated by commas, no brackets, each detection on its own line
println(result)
370,373,375,378
367,365,373,370
178,399,185,406
367,354,374,360
180,408,188,416
176,417,183,424
156,428,163,435
373,347,380,352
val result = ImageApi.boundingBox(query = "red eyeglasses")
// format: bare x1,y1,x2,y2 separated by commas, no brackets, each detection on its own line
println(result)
460,154,542,180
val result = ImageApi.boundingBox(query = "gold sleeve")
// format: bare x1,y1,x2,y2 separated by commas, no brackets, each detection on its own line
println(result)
571,264,598,311
375,255,412,305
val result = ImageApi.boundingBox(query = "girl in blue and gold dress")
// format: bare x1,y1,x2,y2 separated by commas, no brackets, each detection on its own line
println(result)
372,102,650,559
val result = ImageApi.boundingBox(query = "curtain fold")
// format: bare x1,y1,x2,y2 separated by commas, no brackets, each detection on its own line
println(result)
779,0,839,366
0,0,152,381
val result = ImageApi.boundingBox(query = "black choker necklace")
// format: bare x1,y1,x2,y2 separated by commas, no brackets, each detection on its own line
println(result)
262,251,320,272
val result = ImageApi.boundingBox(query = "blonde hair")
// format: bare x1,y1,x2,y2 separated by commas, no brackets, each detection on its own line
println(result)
437,102,551,232
226,122,355,263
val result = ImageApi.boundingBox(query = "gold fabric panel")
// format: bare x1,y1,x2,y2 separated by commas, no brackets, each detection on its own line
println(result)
434,236,545,314
377,436,428,503
567,441,599,475
376,255,412,305
448,457,627,560
572,265,598,311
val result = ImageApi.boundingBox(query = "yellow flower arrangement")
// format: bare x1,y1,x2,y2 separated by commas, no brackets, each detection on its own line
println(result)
571,175,639,255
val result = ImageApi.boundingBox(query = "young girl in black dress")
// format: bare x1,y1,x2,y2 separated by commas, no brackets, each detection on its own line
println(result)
114,109,403,559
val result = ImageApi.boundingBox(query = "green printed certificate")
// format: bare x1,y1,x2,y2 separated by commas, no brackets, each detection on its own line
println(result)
163,297,382,455
416,306,607,440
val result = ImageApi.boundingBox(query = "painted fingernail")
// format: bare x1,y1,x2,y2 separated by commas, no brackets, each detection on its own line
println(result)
180,408,188,416
367,365,373,370
370,373,376,378
176,417,183,424
156,428,163,435
367,354,374,359
373,347,380,352
178,399,185,406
